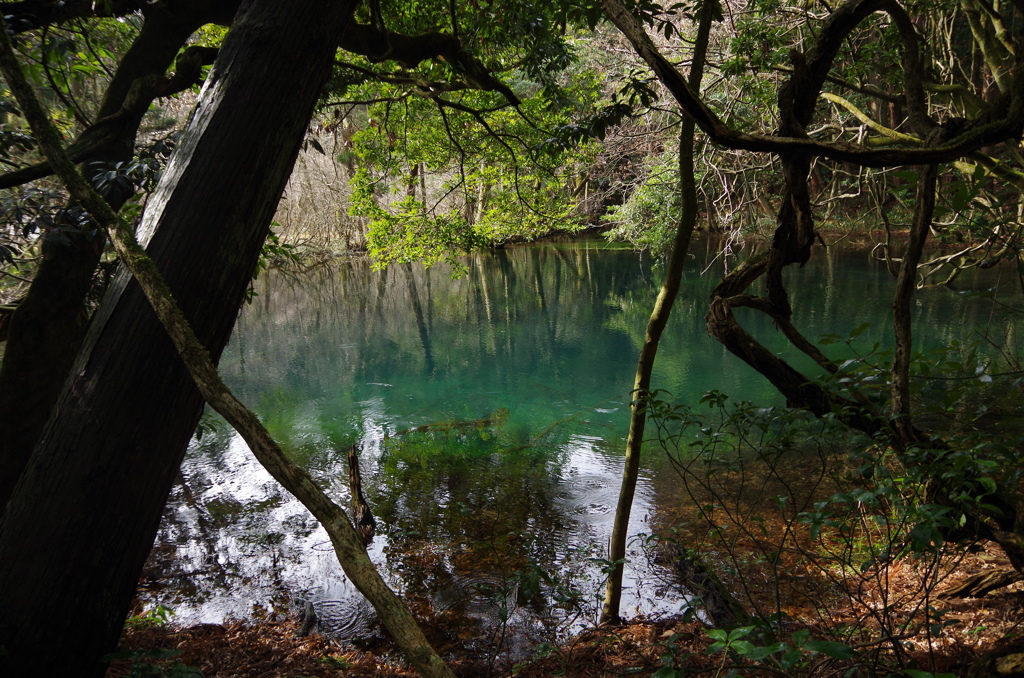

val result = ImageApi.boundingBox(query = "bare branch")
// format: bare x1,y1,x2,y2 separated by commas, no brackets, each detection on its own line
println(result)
338,24,521,105
600,0,1024,167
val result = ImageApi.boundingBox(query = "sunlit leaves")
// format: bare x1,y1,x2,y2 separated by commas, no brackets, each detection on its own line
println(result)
337,6,606,267
602,148,682,255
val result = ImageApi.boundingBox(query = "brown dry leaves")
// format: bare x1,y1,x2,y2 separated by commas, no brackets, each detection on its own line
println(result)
108,540,1024,677
107,616,723,678
107,618,414,678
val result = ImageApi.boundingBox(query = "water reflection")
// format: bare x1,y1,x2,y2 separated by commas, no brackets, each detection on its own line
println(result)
143,236,1020,651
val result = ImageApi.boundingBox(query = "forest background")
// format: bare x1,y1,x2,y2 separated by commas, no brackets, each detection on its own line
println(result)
2,0,1024,676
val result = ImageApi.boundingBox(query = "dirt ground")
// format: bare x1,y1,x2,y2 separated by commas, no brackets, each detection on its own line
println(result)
107,615,721,678
107,542,1024,678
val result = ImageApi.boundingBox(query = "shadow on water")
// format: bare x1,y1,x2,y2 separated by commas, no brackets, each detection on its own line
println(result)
140,235,1024,662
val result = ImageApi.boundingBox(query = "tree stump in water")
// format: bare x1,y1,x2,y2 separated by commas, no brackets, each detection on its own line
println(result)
347,443,376,545
296,600,317,637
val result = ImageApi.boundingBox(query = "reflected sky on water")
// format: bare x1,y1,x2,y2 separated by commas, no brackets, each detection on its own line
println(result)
143,236,1021,646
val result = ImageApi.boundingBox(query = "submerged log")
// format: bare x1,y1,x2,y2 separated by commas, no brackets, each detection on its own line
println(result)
393,408,509,437
347,444,376,546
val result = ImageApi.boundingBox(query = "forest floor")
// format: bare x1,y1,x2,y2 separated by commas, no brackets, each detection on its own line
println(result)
108,542,1024,678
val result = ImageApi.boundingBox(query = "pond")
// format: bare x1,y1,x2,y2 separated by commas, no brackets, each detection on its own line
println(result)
142,235,1021,653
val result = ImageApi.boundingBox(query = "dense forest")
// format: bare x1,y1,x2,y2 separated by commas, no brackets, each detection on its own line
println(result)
1,0,1024,676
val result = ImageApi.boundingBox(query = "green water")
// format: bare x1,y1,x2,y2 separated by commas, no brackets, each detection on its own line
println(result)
147,236,1020,645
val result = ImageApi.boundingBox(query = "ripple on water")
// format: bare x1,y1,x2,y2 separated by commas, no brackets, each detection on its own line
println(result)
571,502,610,516
557,474,613,519
432,571,516,618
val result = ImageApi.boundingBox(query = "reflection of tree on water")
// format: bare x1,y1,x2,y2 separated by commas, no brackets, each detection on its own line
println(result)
143,406,644,657
144,430,329,620
402,262,435,374
225,243,654,409
140,242,706,646
373,412,610,648
139,240,1021,656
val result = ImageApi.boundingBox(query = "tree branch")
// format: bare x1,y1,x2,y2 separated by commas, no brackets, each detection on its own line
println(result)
821,92,921,144
338,24,520,105
599,0,1023,167
0,7,455,676
0,0,142,33
0,45,217,189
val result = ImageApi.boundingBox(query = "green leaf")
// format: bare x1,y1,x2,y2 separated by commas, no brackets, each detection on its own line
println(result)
978,477,997,495
805,640,855,659
849,322,871,338
727,627,753,640
730,640,755,654
742,642,787,660
950,184,972,211
780,648,802,669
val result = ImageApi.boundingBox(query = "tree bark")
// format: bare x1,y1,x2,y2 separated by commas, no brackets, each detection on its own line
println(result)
938,569,1023,598
2,5,457,672
0,3,226,508
599,0,715,625
348,443,377,545
891,162,937,445
600,0,1022,166
0,1,358,675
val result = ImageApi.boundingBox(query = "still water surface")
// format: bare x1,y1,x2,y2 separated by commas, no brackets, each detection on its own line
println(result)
145,236,1019,647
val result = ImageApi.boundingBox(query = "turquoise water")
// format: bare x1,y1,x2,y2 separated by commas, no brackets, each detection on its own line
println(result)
145,236,1020,647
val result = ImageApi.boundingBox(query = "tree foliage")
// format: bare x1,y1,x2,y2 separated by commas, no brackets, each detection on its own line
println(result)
596,1,1024,648
326,5,613,266
4,0,1024,673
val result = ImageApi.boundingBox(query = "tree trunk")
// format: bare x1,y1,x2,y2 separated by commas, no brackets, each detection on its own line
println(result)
0,1,357,675
348,443,377,545
0,3,231,507
891,162,937,445
938,569,1023,598
600,0,715,625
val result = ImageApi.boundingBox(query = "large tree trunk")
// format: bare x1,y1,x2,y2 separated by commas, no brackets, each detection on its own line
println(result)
0,1,237,507
0,1,357,675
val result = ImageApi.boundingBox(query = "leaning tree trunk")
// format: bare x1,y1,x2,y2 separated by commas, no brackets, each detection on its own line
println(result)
599,0,716,625
0,1,238,507
0,17,457,673
0,2,360,675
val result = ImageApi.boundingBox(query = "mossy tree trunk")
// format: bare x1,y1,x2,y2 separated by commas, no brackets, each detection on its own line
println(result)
0,1,236,507
599,0,717,625
0,2,371,675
